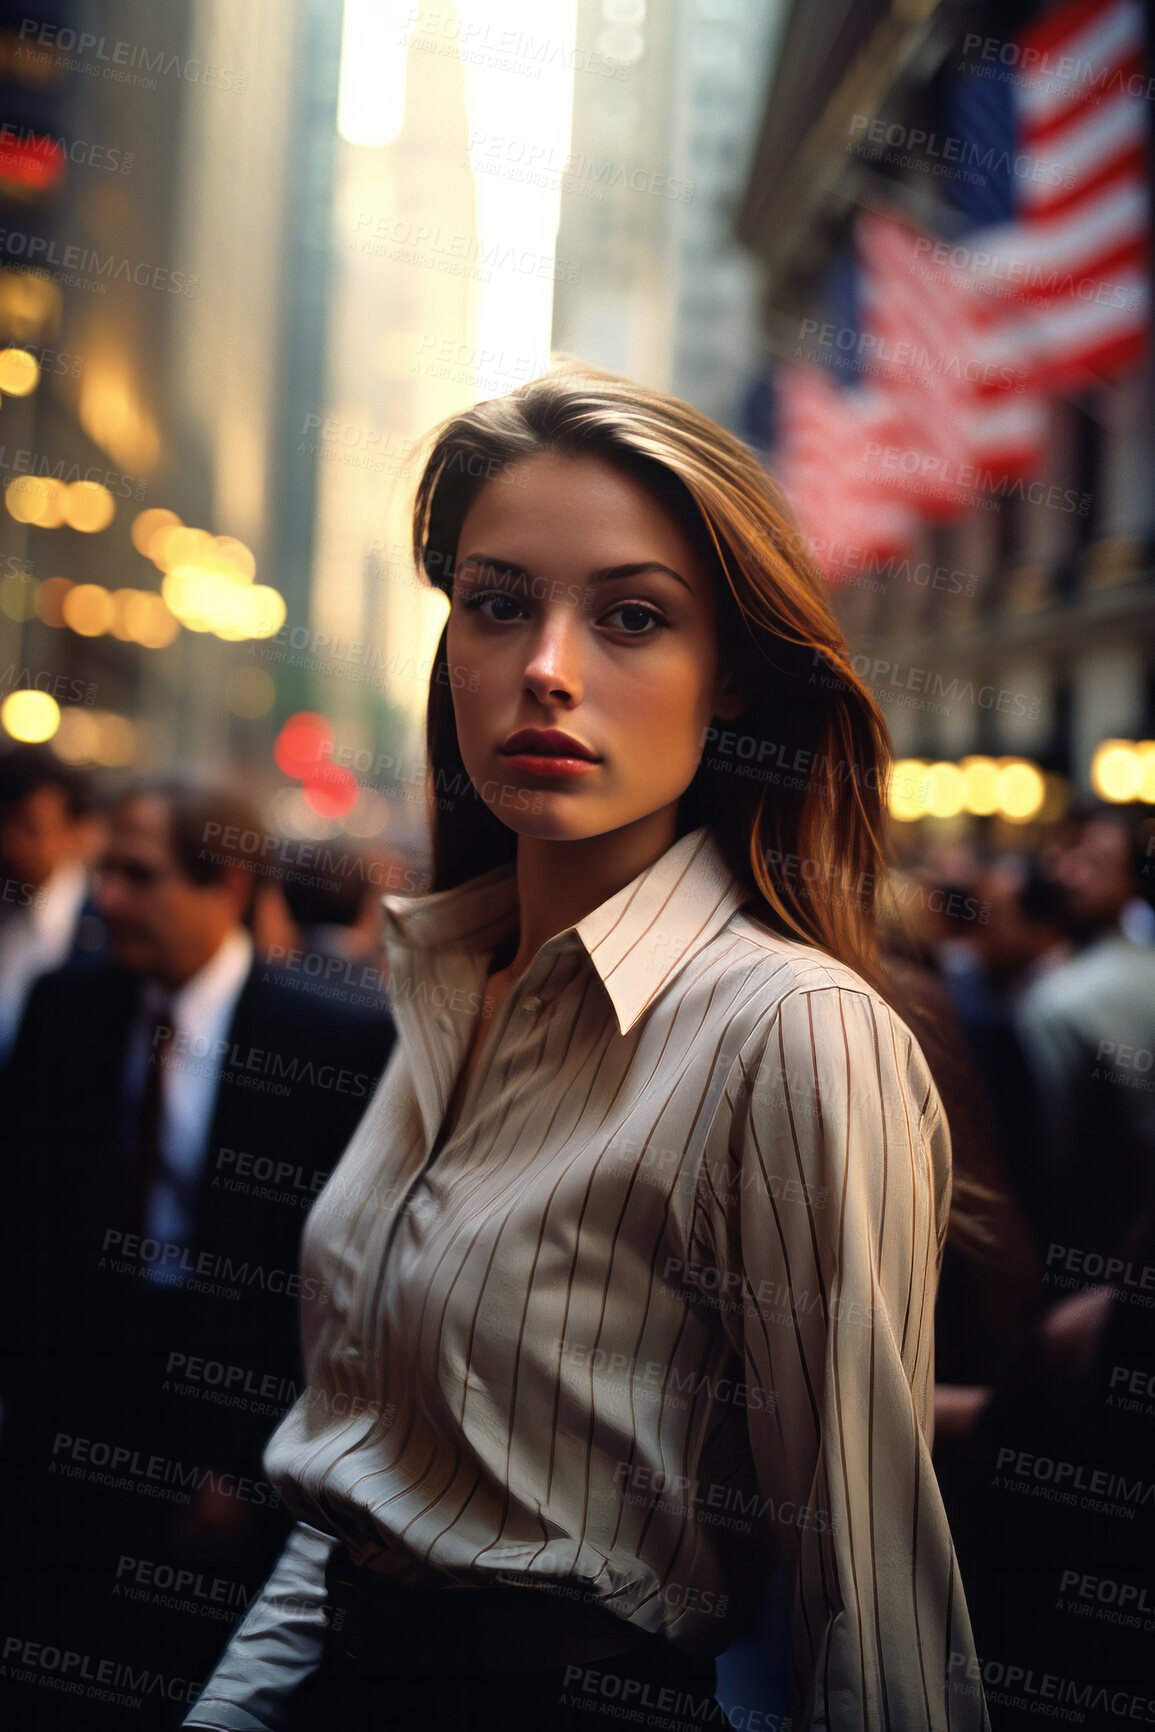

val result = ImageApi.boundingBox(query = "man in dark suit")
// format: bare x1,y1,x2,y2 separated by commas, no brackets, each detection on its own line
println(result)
0,746,106,1067
1,779,394,1728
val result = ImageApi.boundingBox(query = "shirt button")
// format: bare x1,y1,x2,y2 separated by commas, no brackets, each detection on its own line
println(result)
521,996,541,1014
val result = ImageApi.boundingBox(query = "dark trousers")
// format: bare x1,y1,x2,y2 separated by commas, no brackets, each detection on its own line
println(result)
286,1614,730,1731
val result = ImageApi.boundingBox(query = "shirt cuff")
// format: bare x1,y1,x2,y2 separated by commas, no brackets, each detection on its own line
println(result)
181,1521,337,1732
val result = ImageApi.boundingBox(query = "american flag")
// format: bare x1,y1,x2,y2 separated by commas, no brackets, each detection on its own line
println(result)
856,210,1050,515
774,365,918,580
769,0,1149,572
950,0,1150,392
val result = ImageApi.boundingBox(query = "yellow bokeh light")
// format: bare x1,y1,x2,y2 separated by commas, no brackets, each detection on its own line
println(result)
888,759,930,822
148,521,184,569
93,713,136,767
1,688,60,742
34,576,73,627
109,588,139,641
926,761,965,820
123,590,180,649
1090,739,1142,803
62,583,113,637
131,507,182,558
155,526,214,571
161,558,284,642
0,347,39,395
244,586,286,638
996,759,1046,823
53,706,101,764
6,474,65,526
62,480,116,533
78,366,160,474
161,566,215,630
225,667,276,718
213,536,256,582
960,756,999,816
1137,742,1155,804
0,268,61,344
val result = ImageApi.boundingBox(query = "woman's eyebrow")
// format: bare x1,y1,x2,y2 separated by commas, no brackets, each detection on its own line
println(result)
457,554,692,593
590,561,692,592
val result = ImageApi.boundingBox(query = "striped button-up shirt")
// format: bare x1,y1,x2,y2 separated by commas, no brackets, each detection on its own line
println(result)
188,826,989,1732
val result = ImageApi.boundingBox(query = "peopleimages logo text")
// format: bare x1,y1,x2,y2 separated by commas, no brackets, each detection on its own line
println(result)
0,229,195,294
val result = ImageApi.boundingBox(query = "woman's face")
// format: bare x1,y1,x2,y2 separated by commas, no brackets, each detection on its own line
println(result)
445,450,744,844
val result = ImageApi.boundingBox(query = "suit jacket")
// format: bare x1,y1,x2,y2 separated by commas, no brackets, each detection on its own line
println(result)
0,959,393,1724
3,955,394,1468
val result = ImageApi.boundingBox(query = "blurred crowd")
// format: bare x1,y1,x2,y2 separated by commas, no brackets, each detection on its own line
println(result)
883,803,1155,1721
0,744,1152,1726
0,746,398,1730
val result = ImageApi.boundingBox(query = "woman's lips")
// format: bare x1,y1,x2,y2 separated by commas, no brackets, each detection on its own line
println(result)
501,752,601,779
499,728,602,779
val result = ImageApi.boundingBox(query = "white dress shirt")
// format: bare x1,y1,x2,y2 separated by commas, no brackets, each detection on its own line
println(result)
186,828,989,1731
1013,931,1155,1229
0,857,89,1060
122,926,254,1267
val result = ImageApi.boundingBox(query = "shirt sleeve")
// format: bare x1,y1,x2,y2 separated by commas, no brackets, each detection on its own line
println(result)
702,984,990,1731
182,1521,337,1732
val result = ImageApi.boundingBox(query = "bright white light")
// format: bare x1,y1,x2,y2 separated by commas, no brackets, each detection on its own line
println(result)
459,0,578,383
337,0,414,148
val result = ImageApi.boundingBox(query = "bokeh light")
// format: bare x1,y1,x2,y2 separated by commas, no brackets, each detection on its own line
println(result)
122,590,180,649
62,480,116,533
960,757,1000,816
1091,739,1143,802
926,761,965,820
214,536,257,581
303,762,359,818
268,786,341,841
108,588,139,642
995,760,1046,824
93,713,137,767
34,576,73,626
888,760,929,822
274,712,335,779
131,507,182,558
0,347,39,394
62,584,114,637
6,475,65,526
52,705,101,764
1,688,60,742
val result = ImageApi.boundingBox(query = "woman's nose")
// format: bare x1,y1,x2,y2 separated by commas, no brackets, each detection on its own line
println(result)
522,611,584,706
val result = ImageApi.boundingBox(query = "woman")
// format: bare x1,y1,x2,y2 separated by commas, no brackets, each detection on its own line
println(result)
184,366,990,1731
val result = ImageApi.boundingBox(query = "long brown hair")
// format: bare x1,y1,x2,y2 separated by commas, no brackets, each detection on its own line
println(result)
412,362,891,990
409,362,1018,1262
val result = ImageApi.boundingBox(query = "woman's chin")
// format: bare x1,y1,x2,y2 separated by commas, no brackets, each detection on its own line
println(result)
481,792,622,844
488,809,602,842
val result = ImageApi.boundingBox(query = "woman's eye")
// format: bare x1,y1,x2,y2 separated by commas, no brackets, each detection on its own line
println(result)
462,590,525,622
602,603,663,635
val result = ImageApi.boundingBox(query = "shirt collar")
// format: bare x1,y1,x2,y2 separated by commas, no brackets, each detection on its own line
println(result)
29,857,88,943
382,827,748,1037
142,925,253,1033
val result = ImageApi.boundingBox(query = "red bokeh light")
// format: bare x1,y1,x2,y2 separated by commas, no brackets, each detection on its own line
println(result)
274,712,334,779
303,763,359,819
0,135,67,196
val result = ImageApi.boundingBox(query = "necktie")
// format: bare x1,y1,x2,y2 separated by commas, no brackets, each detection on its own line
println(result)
133,1003,174,1240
